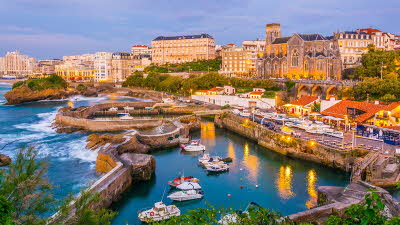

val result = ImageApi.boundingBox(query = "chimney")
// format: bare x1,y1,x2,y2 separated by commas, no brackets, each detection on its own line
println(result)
374,100,380,105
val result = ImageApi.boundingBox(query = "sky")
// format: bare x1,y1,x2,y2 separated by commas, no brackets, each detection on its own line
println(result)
0,0,399,59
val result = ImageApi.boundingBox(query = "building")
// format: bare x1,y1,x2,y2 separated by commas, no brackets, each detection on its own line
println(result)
34,59,62,75
111,52,134,82
192,94,275,109
207,87,224,95
284,95,319,116
394,35,400,50
151,34,216,65
133,54,152,71
55,61,94,82
219,40,265,77
131,45,152,56
356,28,395,51
0,51,37,77
334,31,373,69
94,52,113,82
257,23,342,80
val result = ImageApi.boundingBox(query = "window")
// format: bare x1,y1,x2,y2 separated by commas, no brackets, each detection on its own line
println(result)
304,61,308,72
291,49,299,67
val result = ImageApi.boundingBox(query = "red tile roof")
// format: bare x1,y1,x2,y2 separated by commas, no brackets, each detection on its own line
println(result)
357,28,382,35
209,87,224,92
289,96,318,107
321,100,386,123
195,90,208,93
384,102,400,111
249,91,264,95
383,126,400,131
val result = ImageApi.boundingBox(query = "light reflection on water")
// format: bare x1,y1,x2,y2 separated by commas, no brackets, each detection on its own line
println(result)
276,165,295,199
200,122,216,146
242,142,259,182
306,169,318,208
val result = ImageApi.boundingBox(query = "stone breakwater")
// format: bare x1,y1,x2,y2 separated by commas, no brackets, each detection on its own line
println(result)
215,112,366,171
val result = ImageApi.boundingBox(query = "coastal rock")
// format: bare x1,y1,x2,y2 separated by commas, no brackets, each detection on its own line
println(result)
120,153,156,181
4,86,72,105
117,134,150,154
0,154,11,166
82,89,98,97
86,133,125,150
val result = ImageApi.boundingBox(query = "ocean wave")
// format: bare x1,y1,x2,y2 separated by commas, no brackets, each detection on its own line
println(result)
14,110,57,134
0,82,12,86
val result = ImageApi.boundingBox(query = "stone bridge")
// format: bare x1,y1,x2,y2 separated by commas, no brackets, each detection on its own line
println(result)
274,79,357,100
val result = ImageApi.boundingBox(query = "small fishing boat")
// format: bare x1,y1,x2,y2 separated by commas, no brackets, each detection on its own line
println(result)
167,176,200,187
198,153,222,164
205,163,229,172
108,107,118,112
180,140,206,152
123,106,135,110
176,182,202,190
162,98,175,104
138,202,180,223
239,110,251,117
167,189,204,202
118,113,133,120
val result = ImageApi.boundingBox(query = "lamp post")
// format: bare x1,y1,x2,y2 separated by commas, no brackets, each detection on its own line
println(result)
380,61,386,79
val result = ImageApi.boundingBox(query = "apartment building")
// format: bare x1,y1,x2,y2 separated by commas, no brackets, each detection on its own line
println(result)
55,61,94,82
34,59,62,74
111,52,134,82
151,34,216,65
334,31,373,68
356,28,395,51
219,39,265,77
131,45,152,56
94,52,113,82
0,51,37,76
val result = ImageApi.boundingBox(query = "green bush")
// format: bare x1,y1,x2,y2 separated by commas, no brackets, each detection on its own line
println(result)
221,104,231,109
145,58,222,73
12,81,24,89
22,75,67,91
262,91,276,98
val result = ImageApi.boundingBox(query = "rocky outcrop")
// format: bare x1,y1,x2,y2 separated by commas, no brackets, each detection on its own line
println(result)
86,133,126,150
120,153,156,181
0,154,11,166
86,133,150,154
126,89,162,101
4,87,75,105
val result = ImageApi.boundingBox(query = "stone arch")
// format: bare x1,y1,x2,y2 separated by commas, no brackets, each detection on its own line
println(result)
326,86,338,100
297,84,310,98
311,85,323,97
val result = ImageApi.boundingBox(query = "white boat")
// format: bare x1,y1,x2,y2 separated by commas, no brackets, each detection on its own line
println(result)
123,106,135,110
205,163,229,172
118,113,133,120
198,153,222,164
138,202,180,223
180,140,206,152
176,182,202,190
167,189,204,202
108,107,118,112
324,131,344,138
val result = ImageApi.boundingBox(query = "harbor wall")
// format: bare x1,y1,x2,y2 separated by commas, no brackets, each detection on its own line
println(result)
55,114,163,131
215,112,366,171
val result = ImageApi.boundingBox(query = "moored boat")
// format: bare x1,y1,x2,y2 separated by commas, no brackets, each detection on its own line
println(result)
180,139,206,152
118,113,133,120
205,163,229,172
176,182,202,190
167,176,200,187
198,153,222,164
167,189,204,202
138,202,180,223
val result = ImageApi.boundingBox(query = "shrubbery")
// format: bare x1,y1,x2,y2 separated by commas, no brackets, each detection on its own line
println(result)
144,58,222,73
123,72,278,95
12,74,67,91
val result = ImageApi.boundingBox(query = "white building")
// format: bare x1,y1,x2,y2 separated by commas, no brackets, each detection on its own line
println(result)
0,51,37,77
94,52,113,82
192,94,275,109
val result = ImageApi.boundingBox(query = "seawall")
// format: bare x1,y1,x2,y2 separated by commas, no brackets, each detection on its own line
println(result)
215,112,366,171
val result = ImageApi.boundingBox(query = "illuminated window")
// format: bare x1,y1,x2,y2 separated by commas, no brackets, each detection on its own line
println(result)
291,49,299,67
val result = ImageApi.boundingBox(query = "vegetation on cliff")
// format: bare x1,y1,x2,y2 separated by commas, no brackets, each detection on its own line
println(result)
123,72,277,95
0,146,115,225
144,57,222,73
12,75,67,91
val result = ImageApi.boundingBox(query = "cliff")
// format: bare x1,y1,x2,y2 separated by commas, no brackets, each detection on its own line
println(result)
4,87,74,105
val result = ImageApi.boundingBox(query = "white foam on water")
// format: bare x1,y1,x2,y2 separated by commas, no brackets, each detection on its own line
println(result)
14,110,57,134
0,82,12,86
68,95,109,102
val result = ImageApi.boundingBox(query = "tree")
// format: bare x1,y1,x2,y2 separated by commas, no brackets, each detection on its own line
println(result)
355,50,400,79
0,146,54,225
122,72,144,87
0,146,116,225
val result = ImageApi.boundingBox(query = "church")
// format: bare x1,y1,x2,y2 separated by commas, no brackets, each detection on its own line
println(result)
257,23,342,80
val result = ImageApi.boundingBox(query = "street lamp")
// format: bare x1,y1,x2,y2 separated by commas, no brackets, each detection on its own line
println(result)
380,61,387,79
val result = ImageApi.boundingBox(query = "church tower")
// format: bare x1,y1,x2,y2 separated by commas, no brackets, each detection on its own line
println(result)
265,23,281,46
